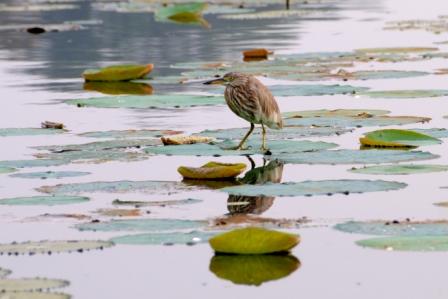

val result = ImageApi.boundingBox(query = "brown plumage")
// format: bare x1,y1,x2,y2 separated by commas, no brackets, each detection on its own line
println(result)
204,72,283,150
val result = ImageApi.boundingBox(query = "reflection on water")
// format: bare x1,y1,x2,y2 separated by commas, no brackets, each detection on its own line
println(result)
210,253,300,286
227,159,283,215
83,81,153,95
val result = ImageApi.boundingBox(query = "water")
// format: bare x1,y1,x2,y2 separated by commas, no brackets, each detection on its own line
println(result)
1,0,448,298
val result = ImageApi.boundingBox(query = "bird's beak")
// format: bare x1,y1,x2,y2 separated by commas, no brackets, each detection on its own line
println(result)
203,78,226,85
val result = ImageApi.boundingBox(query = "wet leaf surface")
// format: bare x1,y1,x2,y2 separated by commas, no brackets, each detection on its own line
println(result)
112,198,202,207
210,254,300,286
269,149,437,165
362,90,448,98
0,240,113,255
335,220,448,236
0,128,65,137
410,128,448,139
178,162,247,180
83,64,154,82
0,160,67,169
360,129,442,148
111,231,215,245
10,171,90,179
96,209,142,217
0,195,89,206
209,227,300,254
349,164,448,175
77,218,206,232
357,236,448,251
221,179,406,197
268,84,369,96
0,278,68,292
79,129,182,139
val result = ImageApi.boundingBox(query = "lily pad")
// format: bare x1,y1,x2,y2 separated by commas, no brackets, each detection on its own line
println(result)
112,198,202,207
96,209,141,217
178,162,247,180
269,149,437,165
34,139,160,153
35,149,148,164
357,236,448,252
410,128,448,139
77,218,206,232
0,195,89,206
355,47,439,54
219,9,323,19
268,84,369,97
0,167,16,174
155,3,209,26
360,129,442,148
0,128,65,137
79,129,182,139
0,160,67,169
209,227,299,254
0,240,113,255
0,279,68,292
283,109,390,118
0,292,70,299
349,164,448,175
335,220,448,236
84,82,153,95
362,90,448,98
10,171,90,179
0,4,77,12
210,254,300,286
147,139,337,156
37,180,190,195
67,95,224,109
222,179,406,197
161,135,214,145
83,64,154,82
111,231,215,245
327,70,429,81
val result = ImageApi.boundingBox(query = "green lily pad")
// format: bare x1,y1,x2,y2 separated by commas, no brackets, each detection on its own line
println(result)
357,236,448,251
37,180,190,195
0,240,113,255
67,95,224,109
111,231,215,245
112,198,202,207
155,3,209,26
10,171,90,179
146,139,337,156
79,129,182,139
0,160,67,169
210,254,300,286
0,167,16,174
77,218,206,232
0,279,68,292
0,195,89,206
268,84,369,96
0,269,11,278
269,149,437,165
222,179,406,197
335,220,448,236
360,129,442,148
34,139,160,153
209,227,299,254
0,292,70,299
0,128,65,137
83,64,153,82
411,128,448,139
349,164,448,175
362,90,448,98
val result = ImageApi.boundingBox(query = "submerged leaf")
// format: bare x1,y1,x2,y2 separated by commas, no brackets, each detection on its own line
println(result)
209,227,299,254
210,254,300,286
83,64,154,82
0,279,68,292
10,171,90,179
357,236,448,252
222,179,406,197
349,164,448,175
178,162,246,180
0,240,113,255
77,218,206,232
111,231,215,245
360,129,442,148
0,196,89,206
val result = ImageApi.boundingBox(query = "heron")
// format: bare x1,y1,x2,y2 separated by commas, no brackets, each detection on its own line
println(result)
204,72,283,151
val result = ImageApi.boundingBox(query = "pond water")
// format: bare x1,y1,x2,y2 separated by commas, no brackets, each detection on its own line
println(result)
1,0,448,298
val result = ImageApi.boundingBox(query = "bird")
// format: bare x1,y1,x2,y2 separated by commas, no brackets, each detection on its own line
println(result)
204,72,283,151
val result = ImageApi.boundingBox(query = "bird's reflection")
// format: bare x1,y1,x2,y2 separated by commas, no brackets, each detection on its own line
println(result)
83,82,153,95
227,158,283,215
209,253,300,286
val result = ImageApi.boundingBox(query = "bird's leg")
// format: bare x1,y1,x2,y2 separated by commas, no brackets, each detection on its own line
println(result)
261,123,268,151
230,123,254,150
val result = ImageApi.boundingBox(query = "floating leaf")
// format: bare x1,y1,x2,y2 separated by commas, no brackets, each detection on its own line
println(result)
362,90,448,98
34,139,160,153
327,70,429,81
147,139,337,156
111,231,215,245
155,3,209,26
0,278,68,292
84,82,153,95
349,164,448,175
35,149,147,164
83,64,154,82
335,220,448,236
0,128,65,137
0,292,70,299
209,227,299,254
385,18,448,34
283,109,389,118
355,47,439,54
409,128,448,139
360,129,442,148
37,180,190,195
0,196,89,206
79,129,182,139
0,167,15,174
10,171,90,179
96,209,141,217
92,2,155,13
0,160,67,169
41,121,64,130
222,179,406,197
210,254,300,286
0,269,11,278
268,84,369,97
0,240,113,255
357,236,448,252
112,198,202,207
67,94,224,109
161,135,214,145
211,214,306,229
219,9,323,19
269,149,437,165
178,162,247,180
0,4,77,12
77,218,206,232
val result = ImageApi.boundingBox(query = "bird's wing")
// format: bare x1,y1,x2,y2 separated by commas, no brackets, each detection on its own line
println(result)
248,78,283,129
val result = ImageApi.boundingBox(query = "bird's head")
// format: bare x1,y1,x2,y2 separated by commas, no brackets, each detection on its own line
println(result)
203,72,247,85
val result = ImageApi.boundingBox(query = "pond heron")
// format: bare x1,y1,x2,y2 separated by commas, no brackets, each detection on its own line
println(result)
204,72,283,151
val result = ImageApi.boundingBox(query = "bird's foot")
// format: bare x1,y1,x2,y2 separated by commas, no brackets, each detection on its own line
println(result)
260,146,271,155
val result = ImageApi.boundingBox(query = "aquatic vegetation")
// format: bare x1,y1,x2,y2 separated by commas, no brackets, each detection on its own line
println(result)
242,48,273,60
335,220,448,236
154,3,209,27
79,129,182,139
112,198,202,207
178,162,247,180
83,81,153,95
209,227,300,254
0,160,67,169
0,278,68,292
357,236,448,251
111,231,215,245
0,128,65,137
360,129,442,148
82,64,154,82
219,9,327,20
0,268,11,278
0,240,113,255
385,17,448,34
362,89,448,98
10,171,90,179
0,292,71,299
0,4,78,12
77,218,206,232
95,209,141,217
0,195,89,206
268,84,369,97
0,167,16,174
349,164,448,175
161,135,214,145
